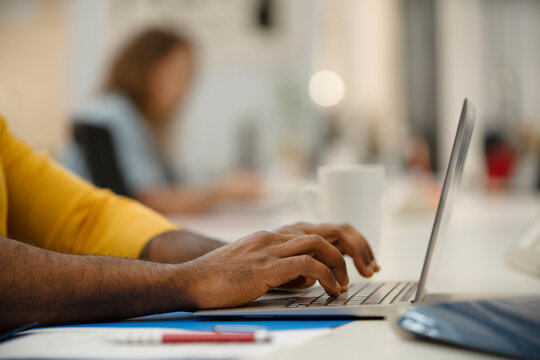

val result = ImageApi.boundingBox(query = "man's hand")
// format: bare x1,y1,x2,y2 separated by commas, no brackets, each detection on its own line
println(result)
181,231,349,309
0,223,377,330
141,230,225,263
273,222,380,289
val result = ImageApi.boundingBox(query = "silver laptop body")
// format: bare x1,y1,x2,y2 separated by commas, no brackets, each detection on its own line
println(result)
196,99,476,318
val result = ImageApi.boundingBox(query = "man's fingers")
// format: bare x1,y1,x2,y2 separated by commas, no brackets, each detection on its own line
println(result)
277,276,316,290
274,256,341,296
286,222,380,277
346,225,380,272
275,234,349,287
268,232,302,244
364,245,379,272
336,224,378,277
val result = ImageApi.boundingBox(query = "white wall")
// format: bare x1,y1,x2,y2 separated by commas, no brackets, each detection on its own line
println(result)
436,0,540,187
0,0,68,153
436,0,485,184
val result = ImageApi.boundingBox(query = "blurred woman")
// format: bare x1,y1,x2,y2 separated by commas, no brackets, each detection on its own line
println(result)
64,28,260,214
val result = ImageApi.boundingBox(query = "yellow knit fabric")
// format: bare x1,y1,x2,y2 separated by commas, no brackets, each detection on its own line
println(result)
0,115,178,258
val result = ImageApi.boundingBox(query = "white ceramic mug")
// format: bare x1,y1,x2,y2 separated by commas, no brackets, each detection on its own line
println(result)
301,164,385,253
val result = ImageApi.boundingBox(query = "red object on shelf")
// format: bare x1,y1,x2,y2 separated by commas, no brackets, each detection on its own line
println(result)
486,144,516,178
485,142,517,191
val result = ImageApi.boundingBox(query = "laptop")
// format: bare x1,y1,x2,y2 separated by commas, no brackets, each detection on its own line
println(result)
196,98,476,318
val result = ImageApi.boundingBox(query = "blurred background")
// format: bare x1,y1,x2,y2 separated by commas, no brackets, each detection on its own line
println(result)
0,0,539,202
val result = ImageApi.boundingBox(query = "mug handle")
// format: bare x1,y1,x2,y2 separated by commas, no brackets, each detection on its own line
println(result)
300,184,320,219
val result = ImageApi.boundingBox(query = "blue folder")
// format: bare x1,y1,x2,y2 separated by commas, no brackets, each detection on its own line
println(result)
397,296,540,360
49,312,352,332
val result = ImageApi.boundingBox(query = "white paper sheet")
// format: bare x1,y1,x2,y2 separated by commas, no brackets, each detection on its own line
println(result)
0,327,330,359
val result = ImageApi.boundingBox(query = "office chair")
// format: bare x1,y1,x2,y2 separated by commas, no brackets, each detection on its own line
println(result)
73,122,132,197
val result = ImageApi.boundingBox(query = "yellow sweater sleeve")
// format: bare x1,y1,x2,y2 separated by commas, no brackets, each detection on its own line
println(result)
1,116,178,258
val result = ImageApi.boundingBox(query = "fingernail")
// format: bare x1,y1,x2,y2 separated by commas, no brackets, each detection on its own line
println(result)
341,285,349,291
366,267,374,277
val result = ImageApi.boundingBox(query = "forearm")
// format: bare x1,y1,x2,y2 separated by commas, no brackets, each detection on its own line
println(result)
0,237,194,331
135,173,261,215
141,230,226,263
136,187,222,214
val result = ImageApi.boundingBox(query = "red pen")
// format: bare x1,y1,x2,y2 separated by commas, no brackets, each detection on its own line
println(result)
107,330,271,344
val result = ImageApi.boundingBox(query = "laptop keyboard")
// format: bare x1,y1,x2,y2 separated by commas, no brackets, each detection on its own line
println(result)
287,281,417,308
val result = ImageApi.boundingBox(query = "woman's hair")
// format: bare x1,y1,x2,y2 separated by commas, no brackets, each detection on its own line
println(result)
104,27,193,115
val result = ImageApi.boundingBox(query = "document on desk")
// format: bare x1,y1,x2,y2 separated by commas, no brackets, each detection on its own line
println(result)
0,327,331,359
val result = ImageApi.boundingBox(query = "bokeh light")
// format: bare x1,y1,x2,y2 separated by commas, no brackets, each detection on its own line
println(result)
308,70,345,108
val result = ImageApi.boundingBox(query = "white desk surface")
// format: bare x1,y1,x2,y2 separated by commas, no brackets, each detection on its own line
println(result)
2,190,538,359
169,190,540,360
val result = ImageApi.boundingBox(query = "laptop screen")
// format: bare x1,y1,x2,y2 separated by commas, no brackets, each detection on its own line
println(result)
415,98,476,301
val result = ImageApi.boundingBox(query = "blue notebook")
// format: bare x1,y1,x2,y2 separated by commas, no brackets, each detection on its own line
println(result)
47,312,352,332
397,296,540,360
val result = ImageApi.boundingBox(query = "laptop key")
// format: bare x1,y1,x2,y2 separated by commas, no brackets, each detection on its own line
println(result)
381,281,409,305
344,283,383,304
287,297,319,307
398,283,418,302
324,283,381,306
346,298,367,304
326,294,350,306
362,282,399,304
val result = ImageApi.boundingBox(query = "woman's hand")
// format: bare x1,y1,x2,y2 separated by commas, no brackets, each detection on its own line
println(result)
215,172,261,201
